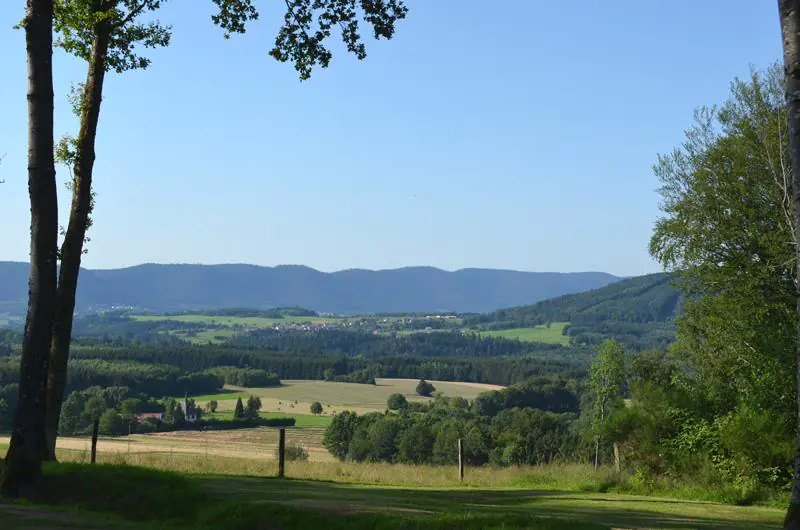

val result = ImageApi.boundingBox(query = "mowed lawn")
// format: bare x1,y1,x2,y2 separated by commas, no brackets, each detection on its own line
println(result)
476,322,571,345
193,379,504,416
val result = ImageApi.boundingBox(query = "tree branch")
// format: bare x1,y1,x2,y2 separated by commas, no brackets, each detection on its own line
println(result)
114,0,146,29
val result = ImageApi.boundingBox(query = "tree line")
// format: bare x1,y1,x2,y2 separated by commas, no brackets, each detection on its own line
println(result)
323,377,586,466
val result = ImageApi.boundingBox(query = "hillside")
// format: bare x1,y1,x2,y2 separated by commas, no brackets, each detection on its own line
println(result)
465,273,681,350
0,262,620,316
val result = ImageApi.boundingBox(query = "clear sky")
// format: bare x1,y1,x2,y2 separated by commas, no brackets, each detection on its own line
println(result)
0,1,783,276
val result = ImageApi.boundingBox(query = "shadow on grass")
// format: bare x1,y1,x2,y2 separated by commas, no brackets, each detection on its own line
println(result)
202,475,783,530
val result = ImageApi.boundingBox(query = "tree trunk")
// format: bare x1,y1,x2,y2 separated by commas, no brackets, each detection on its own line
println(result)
44,22,111,461
780,1,800,528
0,0,57,498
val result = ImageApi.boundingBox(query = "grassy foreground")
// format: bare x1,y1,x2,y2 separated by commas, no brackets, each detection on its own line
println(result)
0,461,786,530
0,448,785,529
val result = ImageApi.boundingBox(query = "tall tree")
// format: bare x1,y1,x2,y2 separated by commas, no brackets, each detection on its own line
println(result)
3,0,408,495
45,0,172,460
779,2,800,527
43,0,408,461
0,0,59,497
650,65,796,421
587,339,625,471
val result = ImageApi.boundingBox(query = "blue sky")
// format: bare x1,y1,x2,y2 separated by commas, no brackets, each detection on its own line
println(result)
0,1,782,276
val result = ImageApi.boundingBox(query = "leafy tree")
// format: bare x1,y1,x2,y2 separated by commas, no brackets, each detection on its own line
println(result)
650,65,794,420
310,402,323,415
172,402,186,425
778,4,800,526
2,0,409,493
323,410,359,461
83,396,106,421
396,419,434,464
386,393,408,411
416,379,435,397
98,409,126,435
206,400,218,413
323,368,335,381
233,397,245,420
245,395,262,419
119,398,141,418
587,340,625,470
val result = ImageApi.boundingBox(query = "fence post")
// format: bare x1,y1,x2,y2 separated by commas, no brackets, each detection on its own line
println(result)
91,419,99,464
458,438,464,482
278,428,286,478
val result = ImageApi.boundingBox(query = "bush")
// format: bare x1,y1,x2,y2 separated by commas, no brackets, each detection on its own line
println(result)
416,379,435,397
387,393,408,411
276,443,309,462
310,401,323,415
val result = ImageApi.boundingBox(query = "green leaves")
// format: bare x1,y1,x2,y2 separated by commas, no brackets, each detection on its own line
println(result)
267,0,408,80
54,0,171,73
211,0,258,38
649,64,796,418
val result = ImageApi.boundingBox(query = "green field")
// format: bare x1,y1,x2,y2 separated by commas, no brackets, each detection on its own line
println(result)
191,379,504,416
169,328,237,344
206,410,332,427
476,322,571,345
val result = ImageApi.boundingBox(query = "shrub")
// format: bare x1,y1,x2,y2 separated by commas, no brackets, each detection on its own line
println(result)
275,443,309,462
387,393,408,411
416,379,435,397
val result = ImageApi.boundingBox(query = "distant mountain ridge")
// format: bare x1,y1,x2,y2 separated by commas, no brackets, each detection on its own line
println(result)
0,262,621,316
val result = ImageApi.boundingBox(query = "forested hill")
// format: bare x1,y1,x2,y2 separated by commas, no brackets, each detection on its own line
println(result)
0,262,620,316
465,273,681,350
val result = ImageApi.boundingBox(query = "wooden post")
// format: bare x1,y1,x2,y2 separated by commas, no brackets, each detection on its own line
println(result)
278,428,286,478
91,419,99,464
457,438,464,482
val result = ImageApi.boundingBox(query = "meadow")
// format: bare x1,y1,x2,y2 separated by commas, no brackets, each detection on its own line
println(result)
191,378,503,416
476,322,571,345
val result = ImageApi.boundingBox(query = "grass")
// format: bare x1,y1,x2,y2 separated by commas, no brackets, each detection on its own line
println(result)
205,410,332,427
0,461,786,529
475,322,571,345
190,379,504,417
172,328,237,344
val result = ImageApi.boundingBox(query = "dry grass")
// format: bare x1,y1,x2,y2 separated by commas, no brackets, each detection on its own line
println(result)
48,442,607,490
199,378,503,417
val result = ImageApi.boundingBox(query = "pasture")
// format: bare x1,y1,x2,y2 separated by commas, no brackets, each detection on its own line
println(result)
205,410,332,427
193,378,503,416
476,322,571,345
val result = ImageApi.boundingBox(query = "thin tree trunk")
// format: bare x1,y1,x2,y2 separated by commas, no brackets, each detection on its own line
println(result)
780,1,800,527
0,0,57,498
594,438,599,471
44,22,111,461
